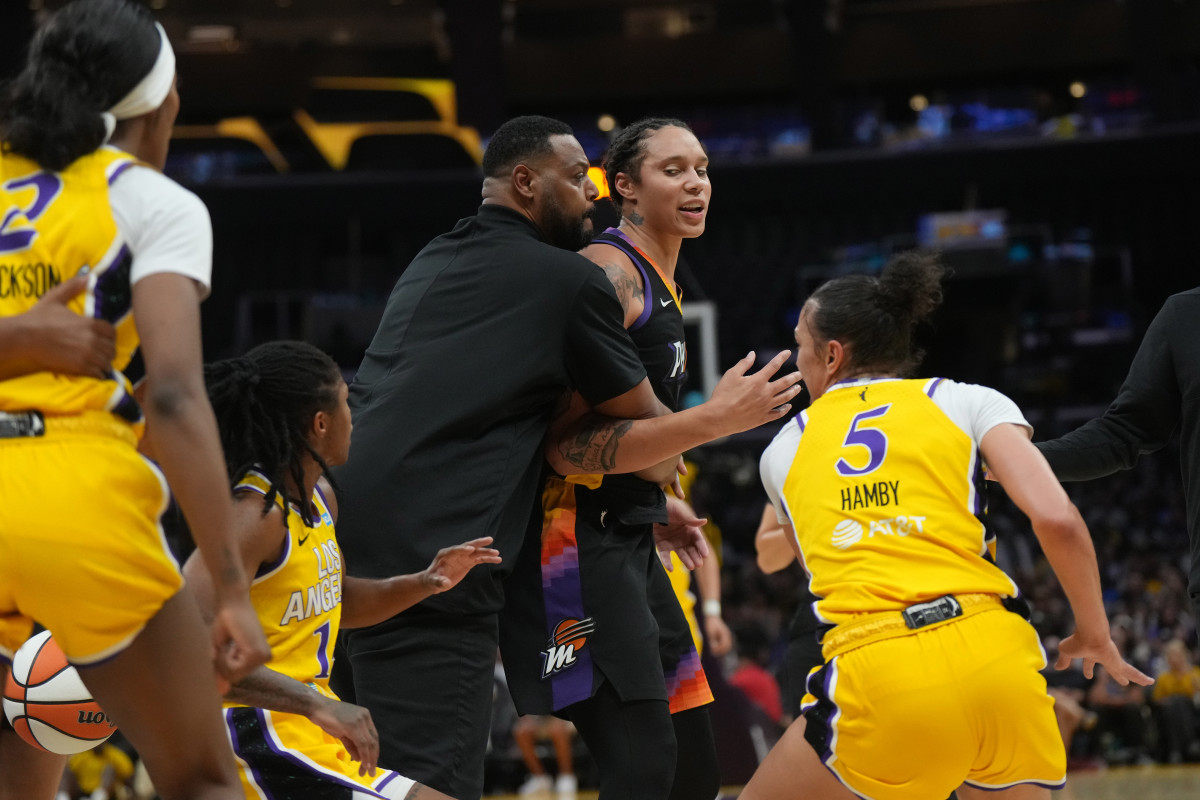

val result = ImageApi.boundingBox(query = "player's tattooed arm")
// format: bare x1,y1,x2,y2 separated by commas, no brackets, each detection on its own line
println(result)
599,261,641,317
224,667,326,714
556,416,634,472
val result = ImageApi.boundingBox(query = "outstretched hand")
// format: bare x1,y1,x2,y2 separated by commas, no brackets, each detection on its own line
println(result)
310,697,380,777
1055,632,1153,687
654,495,709,571
421,537,502,593
706,351,802,436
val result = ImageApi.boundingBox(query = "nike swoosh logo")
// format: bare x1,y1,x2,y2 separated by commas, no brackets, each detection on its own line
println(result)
298,534,310,546
660,297,674,307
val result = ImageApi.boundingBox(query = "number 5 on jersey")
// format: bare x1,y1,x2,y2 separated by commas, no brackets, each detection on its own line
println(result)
836,404,892,477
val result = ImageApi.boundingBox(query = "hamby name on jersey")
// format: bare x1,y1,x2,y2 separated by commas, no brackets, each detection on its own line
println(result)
840,479,901,511
540,617,596,679
279,540,343,626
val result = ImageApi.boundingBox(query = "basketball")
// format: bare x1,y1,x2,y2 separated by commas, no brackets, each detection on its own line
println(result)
2,630,117,754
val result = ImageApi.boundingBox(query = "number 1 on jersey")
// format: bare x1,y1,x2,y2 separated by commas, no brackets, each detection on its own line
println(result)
313,620,332,680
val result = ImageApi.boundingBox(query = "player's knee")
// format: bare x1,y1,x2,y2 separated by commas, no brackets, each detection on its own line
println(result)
145,755,239,800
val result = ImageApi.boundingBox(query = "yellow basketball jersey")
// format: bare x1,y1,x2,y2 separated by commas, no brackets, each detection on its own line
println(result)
0,147,144,427
226,471,342,701
781,379,1016,626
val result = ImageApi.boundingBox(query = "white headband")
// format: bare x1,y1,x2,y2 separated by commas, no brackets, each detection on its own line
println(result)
101,23,176,141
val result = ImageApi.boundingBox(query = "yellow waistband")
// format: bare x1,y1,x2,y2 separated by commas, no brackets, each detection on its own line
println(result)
821,593,1003,660
0,410,138,449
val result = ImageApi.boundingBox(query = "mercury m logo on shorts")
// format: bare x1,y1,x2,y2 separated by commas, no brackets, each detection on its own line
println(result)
540,617,595,679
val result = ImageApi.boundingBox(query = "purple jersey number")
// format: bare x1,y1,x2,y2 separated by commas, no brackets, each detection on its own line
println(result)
835,404,892,477
313,620,332,680
0,173,63,256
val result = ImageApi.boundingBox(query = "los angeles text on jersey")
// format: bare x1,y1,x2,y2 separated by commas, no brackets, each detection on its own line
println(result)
280,541,343,625
840,479,900,511
0,262,60,298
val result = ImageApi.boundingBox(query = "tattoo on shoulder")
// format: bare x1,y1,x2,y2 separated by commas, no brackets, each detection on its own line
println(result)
405,785,422,800
558,418,634,472
599,263,641,314
628,211,644,226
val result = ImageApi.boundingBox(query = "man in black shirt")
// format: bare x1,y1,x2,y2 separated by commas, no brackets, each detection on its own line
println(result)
333,116,801,800
1036,287,1200,626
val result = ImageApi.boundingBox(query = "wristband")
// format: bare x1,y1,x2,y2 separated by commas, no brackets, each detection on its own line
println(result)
702,599,722,617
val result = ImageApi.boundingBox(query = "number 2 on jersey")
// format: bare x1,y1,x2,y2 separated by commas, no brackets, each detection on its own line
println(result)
836,404,892,477
0,173,63,256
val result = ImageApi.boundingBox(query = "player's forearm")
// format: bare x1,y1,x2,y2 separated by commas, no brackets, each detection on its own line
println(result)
0,317,41,379
226,666,324,716
1037,305,1181,481
145,381,248,601
633,455,681,486
1033,506,1110,639
548,404,726,476
340,574,436,629
755,527,796,574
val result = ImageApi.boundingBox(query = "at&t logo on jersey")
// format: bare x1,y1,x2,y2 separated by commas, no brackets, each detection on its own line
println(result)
831,516,928,549
540,617,596,679
831,519,864,549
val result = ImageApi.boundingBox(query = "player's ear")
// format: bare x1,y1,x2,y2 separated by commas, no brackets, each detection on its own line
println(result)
614,171,637,202
312,410,328,438
827,339,846,371
512,164,536,199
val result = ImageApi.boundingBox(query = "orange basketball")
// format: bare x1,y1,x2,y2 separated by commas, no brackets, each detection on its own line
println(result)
2,630,117,754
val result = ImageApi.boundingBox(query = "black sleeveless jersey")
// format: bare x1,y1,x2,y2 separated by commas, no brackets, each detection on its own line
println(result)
592,228,687,410
584,228,688,520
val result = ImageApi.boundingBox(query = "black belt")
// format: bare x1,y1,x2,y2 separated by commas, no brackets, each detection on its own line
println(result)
0,410,45,439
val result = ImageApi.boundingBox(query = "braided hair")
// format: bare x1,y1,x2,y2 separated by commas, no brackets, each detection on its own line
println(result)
806,251,946,378
603,117,699,209
204,340,342,527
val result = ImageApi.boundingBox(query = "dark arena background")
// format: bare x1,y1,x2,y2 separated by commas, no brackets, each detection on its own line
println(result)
4,1,1200,797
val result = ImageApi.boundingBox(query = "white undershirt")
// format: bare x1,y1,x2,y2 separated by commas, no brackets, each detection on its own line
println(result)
108,161,213,298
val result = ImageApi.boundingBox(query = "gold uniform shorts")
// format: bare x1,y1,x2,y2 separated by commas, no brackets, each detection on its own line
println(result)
801,605,1066,800
0,413,182,664
225,685,418,799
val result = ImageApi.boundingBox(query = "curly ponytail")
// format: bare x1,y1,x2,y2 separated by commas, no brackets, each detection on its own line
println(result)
1,0,160,171
807,251,946,377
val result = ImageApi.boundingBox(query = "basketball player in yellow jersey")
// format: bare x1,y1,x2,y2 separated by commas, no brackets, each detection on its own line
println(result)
181,341,501,800
741,252,1152,800
0,2,269,799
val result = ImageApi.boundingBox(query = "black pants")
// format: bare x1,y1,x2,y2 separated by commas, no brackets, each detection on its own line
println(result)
565,681,720,800
342,611,498,800
670,705,720,800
